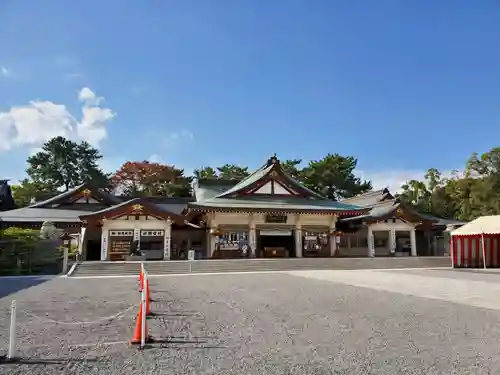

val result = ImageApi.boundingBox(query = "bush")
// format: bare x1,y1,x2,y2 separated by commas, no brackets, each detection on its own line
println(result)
0,227,63,275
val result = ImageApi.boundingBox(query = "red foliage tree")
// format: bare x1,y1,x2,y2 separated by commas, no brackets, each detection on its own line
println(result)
110,161,192,197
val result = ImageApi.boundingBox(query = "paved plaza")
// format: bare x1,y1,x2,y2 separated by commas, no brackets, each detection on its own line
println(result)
1,268,500,374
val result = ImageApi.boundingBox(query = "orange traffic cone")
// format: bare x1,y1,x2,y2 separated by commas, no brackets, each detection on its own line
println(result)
130,303,153,345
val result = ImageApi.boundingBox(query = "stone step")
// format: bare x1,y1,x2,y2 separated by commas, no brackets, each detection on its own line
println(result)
69,257,451,277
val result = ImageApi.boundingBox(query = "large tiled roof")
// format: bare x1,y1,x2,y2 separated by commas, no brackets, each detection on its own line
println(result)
78,198,200,228
0,207,82,222
29,183,121,208
194,180,239,202
214,158,325,200
189,156,366,214
339,189,466,227
188,195,363,214
339,188,393,208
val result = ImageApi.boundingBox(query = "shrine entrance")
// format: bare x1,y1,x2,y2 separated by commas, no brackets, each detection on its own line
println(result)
258,230,295,258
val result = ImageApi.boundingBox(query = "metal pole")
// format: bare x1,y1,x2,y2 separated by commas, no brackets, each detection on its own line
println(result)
140,280,146,349
8,300,16,360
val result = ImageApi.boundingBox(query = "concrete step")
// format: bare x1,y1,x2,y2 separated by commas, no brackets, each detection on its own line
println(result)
69,257,452,277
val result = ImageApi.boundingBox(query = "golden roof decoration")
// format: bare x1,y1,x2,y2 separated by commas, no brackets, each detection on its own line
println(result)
132,204,144,212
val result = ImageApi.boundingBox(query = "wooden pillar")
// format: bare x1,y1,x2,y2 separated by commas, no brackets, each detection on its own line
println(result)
410,228,417,257
249,214,257,258
295,228,302,258
329,215,337,257
367,226,375,257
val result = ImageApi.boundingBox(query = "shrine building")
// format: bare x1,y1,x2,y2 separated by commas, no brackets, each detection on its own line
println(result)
0,155,464,260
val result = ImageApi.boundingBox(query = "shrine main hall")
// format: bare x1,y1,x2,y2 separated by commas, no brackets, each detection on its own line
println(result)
0,156,464,261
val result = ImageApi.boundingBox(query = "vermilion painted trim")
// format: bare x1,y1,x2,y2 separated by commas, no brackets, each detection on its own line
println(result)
237,165,311,198
80,199,186,225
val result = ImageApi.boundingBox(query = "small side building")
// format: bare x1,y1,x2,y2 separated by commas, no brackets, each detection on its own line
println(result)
337,189,466,257
0,184,202,261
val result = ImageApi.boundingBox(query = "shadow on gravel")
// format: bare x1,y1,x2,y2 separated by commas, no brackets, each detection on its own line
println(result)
0,277,54,299
140,337,228,350
0,356,100,365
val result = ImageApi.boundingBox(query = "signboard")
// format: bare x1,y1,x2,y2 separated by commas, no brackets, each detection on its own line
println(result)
111,240,131,253
188,250,195,261
260,230,292,236
265,214,287,224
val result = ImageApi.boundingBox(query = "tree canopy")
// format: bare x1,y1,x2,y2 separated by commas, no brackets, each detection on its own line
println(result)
26,136,109,191
110,161,192,197
10,136,500,222
398,147,500,221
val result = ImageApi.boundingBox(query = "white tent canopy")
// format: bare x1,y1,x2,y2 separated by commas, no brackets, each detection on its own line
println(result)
451,215,500,236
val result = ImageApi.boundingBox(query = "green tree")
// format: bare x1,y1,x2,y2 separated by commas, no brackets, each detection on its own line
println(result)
280,159,303,180
397,147,500,221
216,164,250,180
10,179,58,207
301,154,372,199
26,137,109,191
400,179,431,213
193,166,218,180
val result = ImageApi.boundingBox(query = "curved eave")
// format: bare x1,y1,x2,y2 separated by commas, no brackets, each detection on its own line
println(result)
187,205,367,216
79,198,188,226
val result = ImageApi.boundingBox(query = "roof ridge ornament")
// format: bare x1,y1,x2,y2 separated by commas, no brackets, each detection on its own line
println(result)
267,154,279,166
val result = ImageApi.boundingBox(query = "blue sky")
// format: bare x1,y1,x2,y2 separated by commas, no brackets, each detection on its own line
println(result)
1,1,499,191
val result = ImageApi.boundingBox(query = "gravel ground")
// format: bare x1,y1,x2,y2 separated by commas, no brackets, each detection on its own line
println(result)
1,271,500,374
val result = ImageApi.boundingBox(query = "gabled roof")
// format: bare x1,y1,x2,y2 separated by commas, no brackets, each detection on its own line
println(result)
188,156,367,215
339,188,394,208
116,196,195,215
29,183,121,208
339,189,466,227
214,155,325,199
79,198,199,227
340,199,437,224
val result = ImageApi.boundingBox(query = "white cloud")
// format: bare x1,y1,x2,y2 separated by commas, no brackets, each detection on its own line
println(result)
357,169,457,193
164,129,194,144
1,66,12,77
0,87,115,152
78,87,103,105
99,156,126,174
